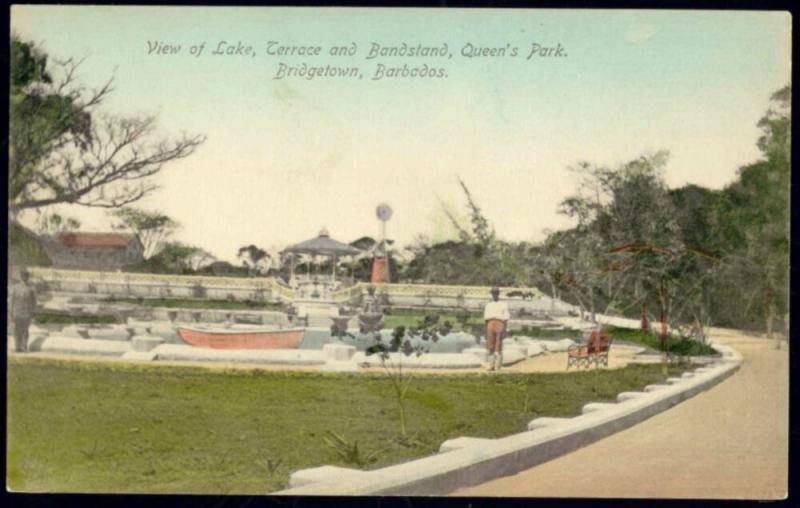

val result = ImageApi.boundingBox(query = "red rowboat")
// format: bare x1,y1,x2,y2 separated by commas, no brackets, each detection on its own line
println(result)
177,326,305,350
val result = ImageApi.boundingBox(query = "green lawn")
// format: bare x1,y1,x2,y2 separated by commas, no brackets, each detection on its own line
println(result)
382,310,584,339
383,309,484,332
33,312,119,325
513,326,584,339
108,297,285,311
7,357,688,494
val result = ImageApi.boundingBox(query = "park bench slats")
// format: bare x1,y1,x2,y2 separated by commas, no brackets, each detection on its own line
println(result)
567,329,613,369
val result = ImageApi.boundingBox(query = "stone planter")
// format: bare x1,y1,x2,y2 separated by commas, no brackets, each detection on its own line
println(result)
132,335,165,352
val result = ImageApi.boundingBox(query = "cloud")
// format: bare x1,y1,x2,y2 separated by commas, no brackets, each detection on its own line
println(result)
626,23,656,44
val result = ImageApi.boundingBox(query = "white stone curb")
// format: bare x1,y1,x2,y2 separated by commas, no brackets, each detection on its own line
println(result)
439,437,496,453
352,352,484,369
23,333,538,370
276,339,741,496
287,466,366,488
152,344,327,365
39,335,132,356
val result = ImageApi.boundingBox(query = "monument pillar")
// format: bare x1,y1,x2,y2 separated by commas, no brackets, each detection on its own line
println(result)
370,256,389,283
372,203,393,284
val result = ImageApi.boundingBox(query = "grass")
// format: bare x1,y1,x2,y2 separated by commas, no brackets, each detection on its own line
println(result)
605,325,717,356
382,310,584,339
107,297,284,311
513,326,584,339
7,357,689,494
383,309,484,332
33,312,119,325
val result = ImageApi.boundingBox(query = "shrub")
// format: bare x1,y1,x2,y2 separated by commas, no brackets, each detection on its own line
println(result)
191,283,207,299
605,325,717,356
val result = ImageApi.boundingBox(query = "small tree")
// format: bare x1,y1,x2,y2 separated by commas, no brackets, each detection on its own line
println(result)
110,207,178,259
667,249,722,343
555,168,635,323
530,235,565,311
158,242,204,272
370,318,452,441
34,211,81,235
455,176,496,246
237,244,270,276
187,248,216,272
334,315,452,441
127,241,204,274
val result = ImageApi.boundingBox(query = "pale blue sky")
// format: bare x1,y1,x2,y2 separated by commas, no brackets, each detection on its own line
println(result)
11,7,792,261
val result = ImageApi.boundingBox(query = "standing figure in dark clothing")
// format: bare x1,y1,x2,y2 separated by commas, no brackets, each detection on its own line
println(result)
10,267,37,353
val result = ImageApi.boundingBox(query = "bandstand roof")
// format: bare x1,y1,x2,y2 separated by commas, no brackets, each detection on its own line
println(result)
282,229,361,256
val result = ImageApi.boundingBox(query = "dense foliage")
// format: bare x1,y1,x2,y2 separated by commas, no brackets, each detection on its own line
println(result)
8,36,787,335
395,86,790,335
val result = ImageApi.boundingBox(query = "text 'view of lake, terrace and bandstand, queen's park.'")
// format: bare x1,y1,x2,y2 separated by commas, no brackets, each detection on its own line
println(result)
145,40,569,80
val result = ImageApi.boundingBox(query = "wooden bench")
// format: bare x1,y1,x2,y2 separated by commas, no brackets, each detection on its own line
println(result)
567,330,613,369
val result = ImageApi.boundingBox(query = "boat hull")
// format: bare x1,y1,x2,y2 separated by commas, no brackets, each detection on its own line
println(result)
177,327,305,349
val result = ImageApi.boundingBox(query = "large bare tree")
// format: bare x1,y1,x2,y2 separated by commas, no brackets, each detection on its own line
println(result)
9,37,205,215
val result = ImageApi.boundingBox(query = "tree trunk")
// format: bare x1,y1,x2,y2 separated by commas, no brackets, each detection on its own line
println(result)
549,281,557,312
641,302,650,332
398,398,407,437
571,289,587,321
783,312,790,349
767,302,779,349
764,269,779,348
394,365,408,437
659,282,669,376
694,314,704,343
766,300,775,339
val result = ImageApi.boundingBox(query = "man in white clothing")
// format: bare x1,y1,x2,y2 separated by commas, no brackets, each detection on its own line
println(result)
483,286,510,371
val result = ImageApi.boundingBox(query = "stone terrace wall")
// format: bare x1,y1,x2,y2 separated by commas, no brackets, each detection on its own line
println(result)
27,268,575,316
334,282,575,316
28,267,292,303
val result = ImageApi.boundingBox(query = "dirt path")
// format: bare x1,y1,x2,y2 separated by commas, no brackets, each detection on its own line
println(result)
6,344,648,376
452,329,789,499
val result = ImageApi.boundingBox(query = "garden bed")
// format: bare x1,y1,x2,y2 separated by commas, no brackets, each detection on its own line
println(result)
107,297,285,311
604,325,717,356
382,309,483,332
33,312,119,325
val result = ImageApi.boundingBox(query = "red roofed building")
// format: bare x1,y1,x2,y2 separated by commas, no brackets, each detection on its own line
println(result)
41,232,145,270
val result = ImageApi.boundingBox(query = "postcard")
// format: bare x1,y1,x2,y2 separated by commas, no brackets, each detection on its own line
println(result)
7,5,790,498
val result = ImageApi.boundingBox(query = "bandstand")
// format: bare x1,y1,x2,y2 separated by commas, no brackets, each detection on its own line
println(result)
281,228,361,300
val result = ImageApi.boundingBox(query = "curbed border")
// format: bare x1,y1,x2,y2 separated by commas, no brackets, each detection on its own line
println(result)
275,339,741,496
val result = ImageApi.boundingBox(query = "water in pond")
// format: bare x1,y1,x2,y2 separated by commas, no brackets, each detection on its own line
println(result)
298,328,481,353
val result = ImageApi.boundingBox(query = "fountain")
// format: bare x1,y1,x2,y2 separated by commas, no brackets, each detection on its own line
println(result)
357,285,384,333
